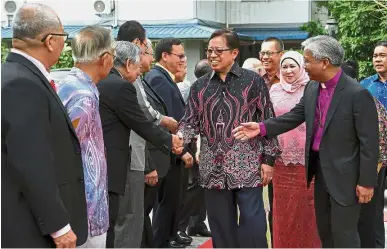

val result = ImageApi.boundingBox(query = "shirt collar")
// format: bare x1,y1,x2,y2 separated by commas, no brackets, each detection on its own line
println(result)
155,63,176,81
372,73,386,83
11,48,52,82
69,67,99,97
210,62,242,80
323,69,342,88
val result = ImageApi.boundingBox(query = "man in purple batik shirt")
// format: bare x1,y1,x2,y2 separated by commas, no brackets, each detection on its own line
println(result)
233,35,379,248
57,26,115,248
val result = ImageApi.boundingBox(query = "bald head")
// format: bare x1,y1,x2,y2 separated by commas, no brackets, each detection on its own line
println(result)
13,3,61,40
194,59,212,78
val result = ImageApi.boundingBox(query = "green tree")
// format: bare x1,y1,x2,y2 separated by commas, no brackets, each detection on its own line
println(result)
52,43,74,69
319,0,387,79
300,20,327,38
1,42,10,63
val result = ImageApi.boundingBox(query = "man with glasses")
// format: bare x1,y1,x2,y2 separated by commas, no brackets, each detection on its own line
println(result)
2,3,87,247
146,38,194,248
258,37,284,243
177,29,281,248
56,25,116,248
259,37,284,89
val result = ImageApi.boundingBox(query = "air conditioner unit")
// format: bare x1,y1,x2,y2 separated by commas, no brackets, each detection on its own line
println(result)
93,0,114,15
2,0,24,15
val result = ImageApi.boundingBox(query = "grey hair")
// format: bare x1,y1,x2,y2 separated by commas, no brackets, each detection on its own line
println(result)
13,3,61,40
72,25,114,63
301,35,345,66
114,41,141,67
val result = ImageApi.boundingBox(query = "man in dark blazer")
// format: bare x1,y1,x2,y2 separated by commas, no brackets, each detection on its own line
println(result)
1,3,87,248
97,42,183,247
233,35,379,248
145,38,194,248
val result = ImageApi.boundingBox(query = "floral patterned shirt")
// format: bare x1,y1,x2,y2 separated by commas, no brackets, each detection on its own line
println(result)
178,63,281,189
57,67,109,236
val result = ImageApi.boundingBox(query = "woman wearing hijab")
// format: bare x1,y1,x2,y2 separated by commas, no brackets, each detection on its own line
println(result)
269,51,321,248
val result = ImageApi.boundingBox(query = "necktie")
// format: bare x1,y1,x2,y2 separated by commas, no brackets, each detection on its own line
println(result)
50,80,57,92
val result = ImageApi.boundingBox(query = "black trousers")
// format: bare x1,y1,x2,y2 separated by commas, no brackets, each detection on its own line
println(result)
152,160,189,247
314,156,361,248
178,165,207,232
205,187,267,248
106,192,120,248
267,182,273,243
141,177,164,248
358,166,386,248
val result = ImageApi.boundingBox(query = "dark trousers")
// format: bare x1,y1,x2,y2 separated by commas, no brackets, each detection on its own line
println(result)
141,177,164,248
358,166,386,248
314,158,361,248
205,187,267,248
178,165,207,232
267,182,273,243
106,192,120,248
152,160,189,247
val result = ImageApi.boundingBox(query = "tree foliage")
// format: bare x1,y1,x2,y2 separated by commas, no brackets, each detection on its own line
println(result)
300,20,327,38
319,0,387,79
1,42,10,63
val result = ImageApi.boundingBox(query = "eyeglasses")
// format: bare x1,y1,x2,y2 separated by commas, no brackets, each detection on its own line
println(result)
206,48,232,56
144,51,154,56
100,51,117,60
259,51,282,57
169,52,186,61
41,32,69,42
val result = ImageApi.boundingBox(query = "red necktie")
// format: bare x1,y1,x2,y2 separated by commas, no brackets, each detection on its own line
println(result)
50,80,57,92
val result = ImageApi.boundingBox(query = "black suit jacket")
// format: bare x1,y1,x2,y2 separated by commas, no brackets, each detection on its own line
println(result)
97,68,172,195
145,65,186,122
1,52,88,247
263,73,379,206
142,79,172,178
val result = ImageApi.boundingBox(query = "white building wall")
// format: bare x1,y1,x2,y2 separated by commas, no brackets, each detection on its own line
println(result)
196,0,312,26
183,39,203,83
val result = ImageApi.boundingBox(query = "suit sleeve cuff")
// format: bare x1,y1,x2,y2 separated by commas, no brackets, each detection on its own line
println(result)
259,122,267,137
50,224,71,238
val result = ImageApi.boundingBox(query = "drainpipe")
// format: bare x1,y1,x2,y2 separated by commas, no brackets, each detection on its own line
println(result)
225,1,229,28
112,0,118,28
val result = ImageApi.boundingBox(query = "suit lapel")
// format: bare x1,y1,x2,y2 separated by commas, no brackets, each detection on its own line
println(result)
322,74,346,135
7,53,78,137
306,82,319,136
154,66,186,105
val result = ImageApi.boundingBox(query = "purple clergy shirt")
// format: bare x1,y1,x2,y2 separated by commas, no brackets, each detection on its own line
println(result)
259,70,342,152
312,69,342,151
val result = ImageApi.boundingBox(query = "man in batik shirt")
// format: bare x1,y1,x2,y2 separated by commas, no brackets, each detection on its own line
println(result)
57,26,114,248
177,29,280,248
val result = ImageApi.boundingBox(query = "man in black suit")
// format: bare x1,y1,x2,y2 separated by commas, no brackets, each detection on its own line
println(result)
1,3,87,248
233,35,379,248
97,41,184,248
145,38,194,248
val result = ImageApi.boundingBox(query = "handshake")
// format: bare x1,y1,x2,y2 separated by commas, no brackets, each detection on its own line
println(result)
171,132,184,155
232,122,261,141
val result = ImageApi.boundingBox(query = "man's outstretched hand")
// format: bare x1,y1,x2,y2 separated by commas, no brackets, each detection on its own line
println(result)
232,122,261,141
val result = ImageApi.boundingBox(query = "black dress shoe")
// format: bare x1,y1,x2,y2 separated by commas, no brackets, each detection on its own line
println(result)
175,231,192,245
166,240,185,248
187,227,212,237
